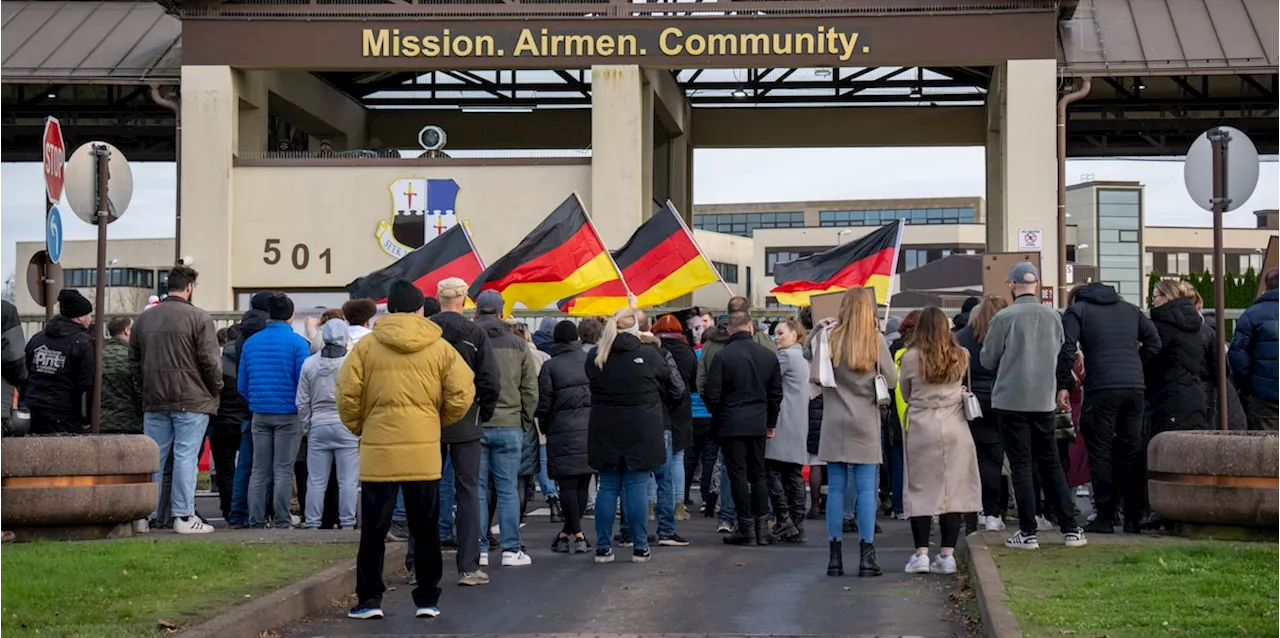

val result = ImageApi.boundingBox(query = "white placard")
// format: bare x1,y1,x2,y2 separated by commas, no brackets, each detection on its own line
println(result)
1018,228,1043,252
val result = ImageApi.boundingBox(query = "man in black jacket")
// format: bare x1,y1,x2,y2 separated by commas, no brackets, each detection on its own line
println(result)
227,292,273,528
1056,282,1160,534
420,277,500,586
24,290,95,434
705,311,783,546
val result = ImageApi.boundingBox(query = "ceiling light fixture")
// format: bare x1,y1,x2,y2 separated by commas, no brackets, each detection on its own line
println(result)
909,87,922,99
1136,79,1147,91
731,88,747,98
46,91,56,99
814,68,832,78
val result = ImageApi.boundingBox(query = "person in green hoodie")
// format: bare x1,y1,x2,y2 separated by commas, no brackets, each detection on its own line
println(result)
101,315,142,434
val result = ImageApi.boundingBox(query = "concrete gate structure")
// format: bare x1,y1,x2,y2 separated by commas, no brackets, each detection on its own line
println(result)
2,0,1276,312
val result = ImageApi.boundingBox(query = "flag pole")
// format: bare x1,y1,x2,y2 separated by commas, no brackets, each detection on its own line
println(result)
460,220,488,269
880,218,906,327
576,194,636,308
667,200,735,299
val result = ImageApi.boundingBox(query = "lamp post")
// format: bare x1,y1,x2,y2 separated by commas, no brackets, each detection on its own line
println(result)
837,229,855,244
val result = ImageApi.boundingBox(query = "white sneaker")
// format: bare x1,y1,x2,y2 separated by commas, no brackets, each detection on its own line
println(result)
930,554,958,575
132,519,150,534
174,516,214,535
904,552,931,574
982,516,1005,532
479,552,489,567
1005,531,1039,550
501,550,532,567
1035,515,1054,531
291,514,301,527
1063,527,1088,548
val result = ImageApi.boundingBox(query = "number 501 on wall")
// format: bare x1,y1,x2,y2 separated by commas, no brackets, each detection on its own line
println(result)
264,239,332,274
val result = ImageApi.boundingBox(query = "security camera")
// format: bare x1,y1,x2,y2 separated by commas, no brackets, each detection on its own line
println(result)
418,125,447,152
177,256,194,266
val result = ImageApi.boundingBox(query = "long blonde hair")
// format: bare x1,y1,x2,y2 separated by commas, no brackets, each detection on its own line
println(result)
969,294,1009,344
594,307,639,369
829,287,879,372
910,307,968,383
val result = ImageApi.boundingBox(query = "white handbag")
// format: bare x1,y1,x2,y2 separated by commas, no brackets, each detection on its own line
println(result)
961,367,983,421
874,356,892,407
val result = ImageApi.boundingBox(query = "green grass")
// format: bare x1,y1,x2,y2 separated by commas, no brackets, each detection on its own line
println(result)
992,542,1279,638
1,538,355,638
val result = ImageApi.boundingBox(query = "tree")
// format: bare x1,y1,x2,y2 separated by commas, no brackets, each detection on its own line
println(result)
1,274,14,304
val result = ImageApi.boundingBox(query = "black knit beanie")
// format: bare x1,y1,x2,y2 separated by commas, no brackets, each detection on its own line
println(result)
386,280,425,314
250,291,274,311
267,293,294,321
58,289,92,319
553,320,579,344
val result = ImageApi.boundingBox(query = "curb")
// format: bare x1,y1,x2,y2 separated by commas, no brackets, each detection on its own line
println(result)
182,542,407,638
958,532,1022,638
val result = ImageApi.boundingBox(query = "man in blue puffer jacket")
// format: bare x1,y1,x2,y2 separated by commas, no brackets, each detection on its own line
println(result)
1229,268,1279,431
240,293,311,528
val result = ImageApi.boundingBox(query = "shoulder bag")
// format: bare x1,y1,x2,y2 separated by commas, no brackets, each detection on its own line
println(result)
961,366,983,421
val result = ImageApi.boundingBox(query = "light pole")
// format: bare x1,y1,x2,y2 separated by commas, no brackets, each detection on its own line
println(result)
837,229,855,244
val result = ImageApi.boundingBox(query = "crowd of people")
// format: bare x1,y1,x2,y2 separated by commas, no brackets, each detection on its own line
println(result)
0,260,1276,619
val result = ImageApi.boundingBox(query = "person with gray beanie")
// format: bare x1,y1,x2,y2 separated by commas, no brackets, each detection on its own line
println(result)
298,318,359,529
23,289,95,434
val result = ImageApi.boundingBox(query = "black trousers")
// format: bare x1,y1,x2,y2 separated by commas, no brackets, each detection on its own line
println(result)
557,474,592,536
407,439,481,574
911,513,962,549
995,410,1078,536
357,480,442,607
209,425,241,520
967,412,1004,518
684,424,716,503
722,436,768,520
765,459,806,525
1080,389,1146,523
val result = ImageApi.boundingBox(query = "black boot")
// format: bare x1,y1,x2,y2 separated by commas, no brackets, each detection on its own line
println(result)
703,492,718,519
723,517,755,545
771,518,799,543
791,516,807,543
755,516,773,546
858,540,882,577
827,540,843,576
548,496,563,524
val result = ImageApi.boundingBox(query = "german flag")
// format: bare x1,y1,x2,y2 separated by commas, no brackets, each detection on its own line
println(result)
347,224,483,304
559,203,719,316
770,220,902,307
468,195,618,315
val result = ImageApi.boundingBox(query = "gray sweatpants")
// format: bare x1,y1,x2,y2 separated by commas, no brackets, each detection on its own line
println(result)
248,413,302,528
306,421,360,528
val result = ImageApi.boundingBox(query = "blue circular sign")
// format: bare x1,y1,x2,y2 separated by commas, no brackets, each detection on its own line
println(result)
47,205,64,264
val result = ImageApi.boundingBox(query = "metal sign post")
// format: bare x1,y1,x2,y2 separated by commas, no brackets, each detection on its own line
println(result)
89,145,111,435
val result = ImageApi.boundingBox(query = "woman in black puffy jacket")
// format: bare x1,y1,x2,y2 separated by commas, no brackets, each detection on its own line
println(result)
537,321,594,554
1146,280,1210,434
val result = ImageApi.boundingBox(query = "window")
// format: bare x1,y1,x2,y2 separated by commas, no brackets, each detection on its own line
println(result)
713,261,739,284
766,249,820,275
692,212,804,237
1144,251,1154,275
1066,245,1078,262
62,268,156,289
820,206,977,227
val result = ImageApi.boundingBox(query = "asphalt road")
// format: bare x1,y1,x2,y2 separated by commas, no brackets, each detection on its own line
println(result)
280,510,974,638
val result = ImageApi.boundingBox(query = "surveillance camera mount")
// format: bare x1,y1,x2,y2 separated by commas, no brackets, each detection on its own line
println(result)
418,125,447,152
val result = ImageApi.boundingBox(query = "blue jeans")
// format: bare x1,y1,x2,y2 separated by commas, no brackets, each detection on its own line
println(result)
478,426,523,553
717,454,736,524
438,452,456,540
144,411,210,519
827,462,878,543
653,431,679,536
537,444,558,500
595,469,651,552
229,419,253,526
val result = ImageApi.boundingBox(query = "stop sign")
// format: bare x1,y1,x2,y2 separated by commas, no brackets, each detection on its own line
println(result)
43,117,65,204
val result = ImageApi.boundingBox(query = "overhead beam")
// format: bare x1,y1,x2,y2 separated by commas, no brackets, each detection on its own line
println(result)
691,105,984,147
366,108,591,149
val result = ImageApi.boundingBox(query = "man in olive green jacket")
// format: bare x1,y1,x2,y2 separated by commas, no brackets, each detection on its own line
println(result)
101,316,142,434
472,290,538,568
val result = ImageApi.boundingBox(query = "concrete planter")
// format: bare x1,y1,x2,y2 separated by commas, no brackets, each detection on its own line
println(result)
1147,430,1279,527
1,435,159,539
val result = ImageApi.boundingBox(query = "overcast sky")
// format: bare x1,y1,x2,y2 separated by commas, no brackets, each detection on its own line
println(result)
3,147,1277,281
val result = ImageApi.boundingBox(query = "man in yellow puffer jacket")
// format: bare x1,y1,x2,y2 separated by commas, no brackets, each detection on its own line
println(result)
338,280,475,621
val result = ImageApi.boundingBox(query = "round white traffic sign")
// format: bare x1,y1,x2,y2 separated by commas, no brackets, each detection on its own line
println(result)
1184,126,1259,213
43,117,65,204
63,141,133,225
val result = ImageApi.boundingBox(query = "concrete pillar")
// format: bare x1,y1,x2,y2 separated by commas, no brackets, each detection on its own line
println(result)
986,59,1058,292
591,65,653,247
179,66,239,311
668,101,694,219
984,67,1005,245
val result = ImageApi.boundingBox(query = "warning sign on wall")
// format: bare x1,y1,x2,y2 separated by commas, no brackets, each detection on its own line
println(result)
1018,228,1044,252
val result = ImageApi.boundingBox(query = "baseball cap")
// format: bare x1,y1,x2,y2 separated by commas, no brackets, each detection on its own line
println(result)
437,277,468,300
476,289,505,314
1008,262,1040,284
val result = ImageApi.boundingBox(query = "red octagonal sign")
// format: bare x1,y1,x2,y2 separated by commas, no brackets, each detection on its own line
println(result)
43,116,65,204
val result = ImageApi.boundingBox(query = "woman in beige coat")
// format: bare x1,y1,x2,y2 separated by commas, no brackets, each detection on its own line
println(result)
898,307,982,576
813,287,897,578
